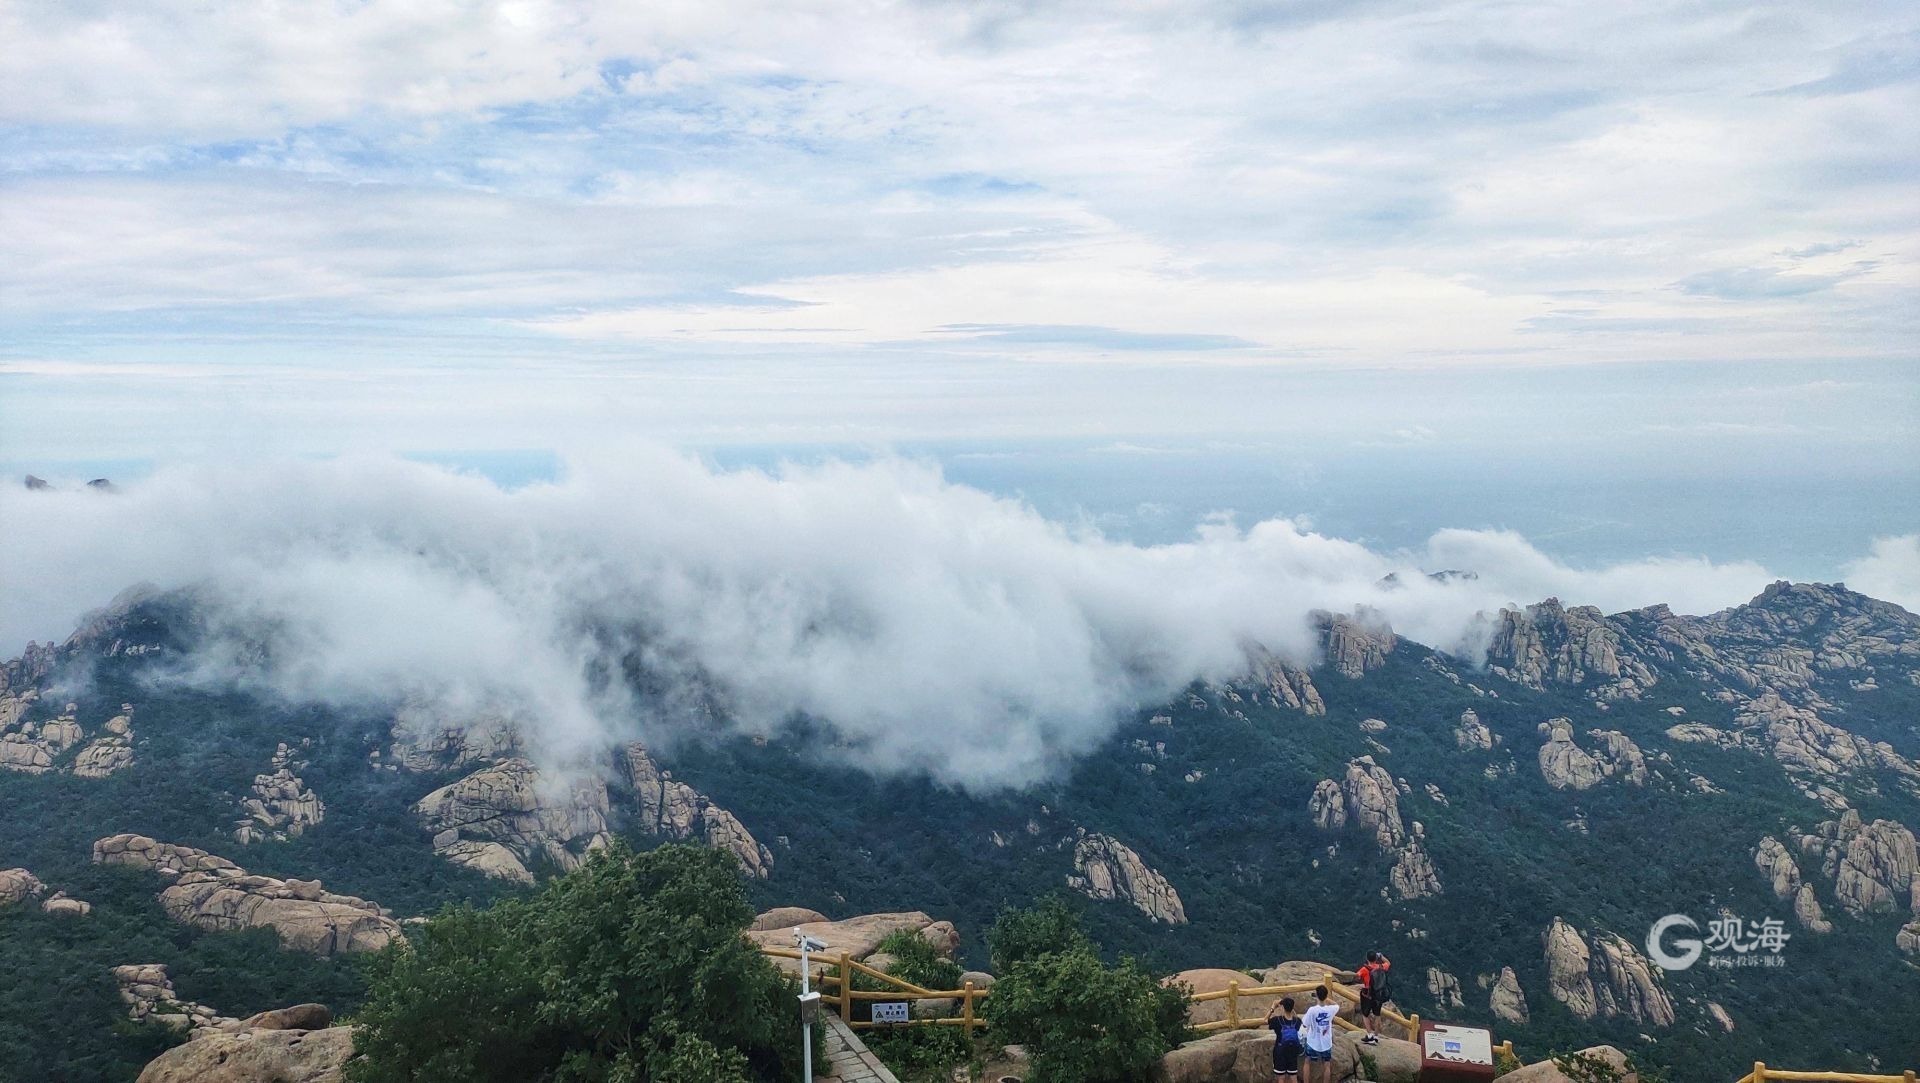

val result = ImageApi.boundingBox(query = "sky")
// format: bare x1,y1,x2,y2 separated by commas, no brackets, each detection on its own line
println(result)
1,1,1916,580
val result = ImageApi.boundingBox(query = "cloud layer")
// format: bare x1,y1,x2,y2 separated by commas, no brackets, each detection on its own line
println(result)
0,452,1846,788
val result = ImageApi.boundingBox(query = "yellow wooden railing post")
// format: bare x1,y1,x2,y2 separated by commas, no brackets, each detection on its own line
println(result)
963,980,977,1032
838,953,853,1023
1406,1012,1419,1040
1228,980,1240,1029
1903,1071,1916,1083
1753,1062,1766,1083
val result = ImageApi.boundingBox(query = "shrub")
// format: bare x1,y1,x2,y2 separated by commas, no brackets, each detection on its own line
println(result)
982,948,1189,1083
348,841,800,1083
985,894,1092,973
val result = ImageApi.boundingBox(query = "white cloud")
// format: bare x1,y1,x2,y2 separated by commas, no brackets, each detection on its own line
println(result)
0,452,1805,788
1841,535,1920,613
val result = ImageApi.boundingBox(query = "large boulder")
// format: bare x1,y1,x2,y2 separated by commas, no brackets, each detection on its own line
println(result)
240,1004,333,1032
414,758,612,883
0,868,46,905
1153,1027,1271,1083
137,1025,356,1083
750,906,829,932
1170,969,1272,1027
96,835,401,956
1153,1029,1418,1082
747,911,937,972
1499,1045,1638,1083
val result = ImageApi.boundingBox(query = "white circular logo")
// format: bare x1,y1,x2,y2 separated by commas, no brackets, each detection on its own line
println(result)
1646,913,1702,971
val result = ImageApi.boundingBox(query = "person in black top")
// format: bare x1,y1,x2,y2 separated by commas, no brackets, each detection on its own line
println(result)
1267,995,1304,1077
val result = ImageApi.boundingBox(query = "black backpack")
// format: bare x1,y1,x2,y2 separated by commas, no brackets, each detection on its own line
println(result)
1368,962,1392,1003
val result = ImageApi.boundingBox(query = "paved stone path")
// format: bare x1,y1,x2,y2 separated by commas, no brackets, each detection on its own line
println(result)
816,1015,902,1083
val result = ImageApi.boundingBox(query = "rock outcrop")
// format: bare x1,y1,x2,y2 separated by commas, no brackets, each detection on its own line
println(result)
746,910,942,972
1454,709,1495,751
1486,966,1529,1024
1590,931,1676,1026
112,963,234,1033
235,743,326,844
2,701,140,777
1498,1046,1639,1083
1792,812,1919,916
1317,610,1395,678
94,834,401,956
1308,779,1346,830
750,906,829,932
73,707,136,778
414,757,612,885
1067,830,1187,923
42,891,92,916
1245,649,1326,715
1311,757,1442,899
1390,826,1443,900
620,743,772,878
1155,1029,1420,1083
387,708,521,772
1338,756,1405,849
1543,917,1598,1019
1542,918,1672,1025
136,1024,357,1083
0,867,46,904
1426,966,1463,1009
1755,835,1833,931
1536,721,1646,790
1483,600,1655,700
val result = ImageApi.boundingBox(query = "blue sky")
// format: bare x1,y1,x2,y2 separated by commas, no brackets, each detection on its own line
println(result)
0,1,1915,580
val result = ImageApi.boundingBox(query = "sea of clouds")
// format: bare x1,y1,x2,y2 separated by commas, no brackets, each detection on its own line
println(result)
3,451,1914,788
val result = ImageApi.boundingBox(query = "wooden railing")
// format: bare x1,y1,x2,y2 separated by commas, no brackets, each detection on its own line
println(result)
761,947,985,1032
1185,972,1511,1063
1737,1068,1917,1083
759,947,1913,1082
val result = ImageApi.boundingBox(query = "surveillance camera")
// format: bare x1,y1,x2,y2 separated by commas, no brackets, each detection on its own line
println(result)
797,934,829,952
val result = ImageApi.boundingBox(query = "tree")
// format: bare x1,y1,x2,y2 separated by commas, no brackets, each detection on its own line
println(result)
978,901,1189,1083
985,894,1092,973
349,842,800,1083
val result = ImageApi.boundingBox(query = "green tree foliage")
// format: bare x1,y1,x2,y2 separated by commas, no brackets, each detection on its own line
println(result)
348,842,800,1083
979,901,1189,1083
985,894,1092,973
857,929,970,1082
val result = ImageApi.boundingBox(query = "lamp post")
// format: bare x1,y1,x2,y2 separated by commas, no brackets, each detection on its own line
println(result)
797,933,828,1081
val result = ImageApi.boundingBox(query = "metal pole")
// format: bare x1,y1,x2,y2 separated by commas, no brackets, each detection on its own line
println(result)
800,941,813,1083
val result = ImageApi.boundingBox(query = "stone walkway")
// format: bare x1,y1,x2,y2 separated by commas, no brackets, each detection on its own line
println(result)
816,1015,902,1083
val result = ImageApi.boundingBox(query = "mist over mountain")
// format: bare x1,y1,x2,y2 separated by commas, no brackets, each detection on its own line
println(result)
8,450,1893,789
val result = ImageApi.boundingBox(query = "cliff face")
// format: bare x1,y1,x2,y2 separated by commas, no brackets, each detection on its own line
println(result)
414,758,612,885
1066,829,1188,924
620,743,773,879
1541,917,1674,1026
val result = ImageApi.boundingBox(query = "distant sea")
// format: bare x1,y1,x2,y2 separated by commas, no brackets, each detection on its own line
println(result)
8,438,1912,585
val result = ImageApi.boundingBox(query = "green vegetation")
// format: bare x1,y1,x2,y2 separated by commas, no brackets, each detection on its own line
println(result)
348,841,801,1083
855,930,971,1082
979,900,1189,1083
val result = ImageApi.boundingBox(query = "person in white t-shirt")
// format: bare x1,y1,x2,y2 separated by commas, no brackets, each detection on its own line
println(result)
1300,984,1341,1083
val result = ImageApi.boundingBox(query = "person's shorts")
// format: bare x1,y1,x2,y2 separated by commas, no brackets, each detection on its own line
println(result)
1273,1040,1301,1073
1304,1047,1332,1062
1359,992,1380,1015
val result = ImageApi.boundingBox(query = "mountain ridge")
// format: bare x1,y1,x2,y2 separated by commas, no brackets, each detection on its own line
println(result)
0,579,1915,1078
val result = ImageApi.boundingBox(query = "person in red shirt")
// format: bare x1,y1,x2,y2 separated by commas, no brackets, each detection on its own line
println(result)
1356,951,1392,1045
